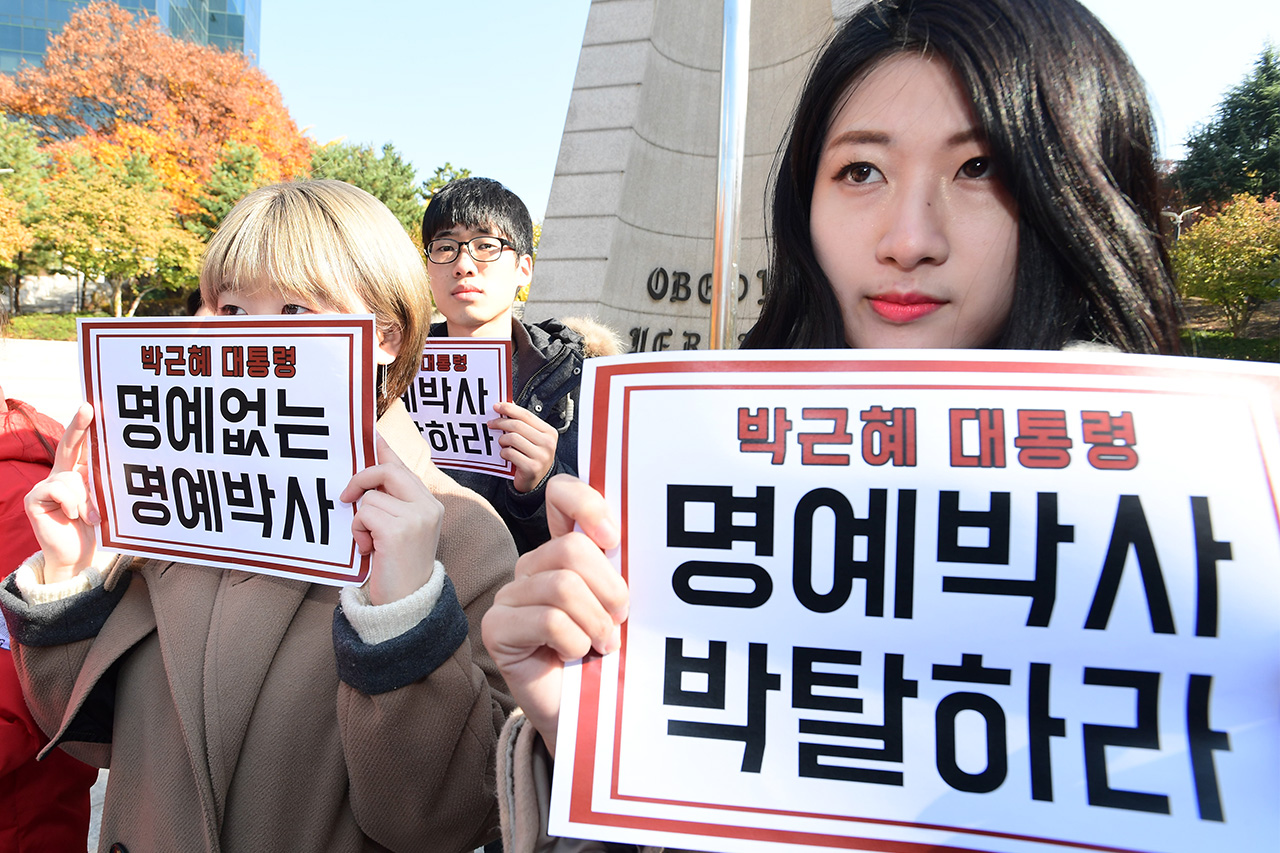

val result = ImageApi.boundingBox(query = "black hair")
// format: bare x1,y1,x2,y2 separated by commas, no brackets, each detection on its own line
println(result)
420,177,534,259
742,0,1181,354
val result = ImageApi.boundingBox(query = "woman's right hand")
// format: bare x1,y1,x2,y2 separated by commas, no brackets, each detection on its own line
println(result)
481,474,629,757
23,403,100,584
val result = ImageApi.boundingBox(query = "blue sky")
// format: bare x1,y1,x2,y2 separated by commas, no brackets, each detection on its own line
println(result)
259,1,1278,221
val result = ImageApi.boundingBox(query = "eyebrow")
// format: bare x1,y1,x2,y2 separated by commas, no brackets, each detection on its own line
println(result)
826,130,890,148
433,226,502,241
946,128,982,146
825,127,984,149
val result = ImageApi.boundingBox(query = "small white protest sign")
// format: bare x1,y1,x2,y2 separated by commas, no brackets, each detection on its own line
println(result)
80,316,378,585
551,349,1280,853
402,337,514,478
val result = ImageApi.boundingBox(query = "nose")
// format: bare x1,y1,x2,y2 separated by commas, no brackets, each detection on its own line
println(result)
451,249,477,277
875,182,950,270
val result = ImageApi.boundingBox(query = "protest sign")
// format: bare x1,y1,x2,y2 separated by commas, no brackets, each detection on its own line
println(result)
79,316,378,585
402,337,514,478
551,350,1280,853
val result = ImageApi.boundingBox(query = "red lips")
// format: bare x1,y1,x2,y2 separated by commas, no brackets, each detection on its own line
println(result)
868,292,945,323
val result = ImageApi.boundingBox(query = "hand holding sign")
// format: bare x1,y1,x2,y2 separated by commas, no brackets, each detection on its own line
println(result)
23,402,100,583
341,435,444,606
481,474,627,756
491,400,560,493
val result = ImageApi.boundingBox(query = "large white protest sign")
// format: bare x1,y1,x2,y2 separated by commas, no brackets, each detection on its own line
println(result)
551,350,1280,853
80,316,378,585
402,337,514,478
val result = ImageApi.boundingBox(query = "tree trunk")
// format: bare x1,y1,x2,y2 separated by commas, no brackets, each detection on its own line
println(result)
126,287,159,317
10,250,21,314
111,278,123,317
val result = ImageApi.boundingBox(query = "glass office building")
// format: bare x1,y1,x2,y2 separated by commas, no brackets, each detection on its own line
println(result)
0,0,260,73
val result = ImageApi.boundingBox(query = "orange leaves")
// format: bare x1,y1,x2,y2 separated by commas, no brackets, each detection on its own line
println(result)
0,1,309,217
0,189,34,265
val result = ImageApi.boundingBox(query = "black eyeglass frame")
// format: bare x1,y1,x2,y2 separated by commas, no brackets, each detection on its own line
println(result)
424,235,516,264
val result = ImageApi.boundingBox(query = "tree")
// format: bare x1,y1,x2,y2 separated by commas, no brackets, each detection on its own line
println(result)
0,115,48,313
1176,45,1280,206
0,1,310,218
422,163,472,201
36,151,204,317
0,191,34,269
311,141,423,231
1173,193,1280,336
189,142,265,240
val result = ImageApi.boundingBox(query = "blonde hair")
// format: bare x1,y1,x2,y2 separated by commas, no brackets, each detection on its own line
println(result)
200,180,430,416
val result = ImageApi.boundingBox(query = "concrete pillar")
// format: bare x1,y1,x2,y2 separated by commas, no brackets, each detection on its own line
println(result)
527,0,838,353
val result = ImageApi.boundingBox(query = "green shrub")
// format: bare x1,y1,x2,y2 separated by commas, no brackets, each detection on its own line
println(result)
5,312,108,341
1181,330,1279,362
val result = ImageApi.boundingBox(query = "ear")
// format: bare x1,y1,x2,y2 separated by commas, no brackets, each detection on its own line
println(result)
516,252,533,284
375,325,402,364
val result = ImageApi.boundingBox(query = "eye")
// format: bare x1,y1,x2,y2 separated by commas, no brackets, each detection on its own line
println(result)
837,162,885,184
958,157,994,179
474,238,501,251
218,303,246,316
282,303,313,315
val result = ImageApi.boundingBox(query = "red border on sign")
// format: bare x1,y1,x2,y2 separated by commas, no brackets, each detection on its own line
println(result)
80,317,376,582
413,337,517,477
566,353,1280,852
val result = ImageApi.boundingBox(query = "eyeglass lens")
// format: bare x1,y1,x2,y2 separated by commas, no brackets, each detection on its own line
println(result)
428,236,506,263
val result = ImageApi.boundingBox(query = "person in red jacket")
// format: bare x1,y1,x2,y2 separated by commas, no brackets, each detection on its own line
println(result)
0,386,97,852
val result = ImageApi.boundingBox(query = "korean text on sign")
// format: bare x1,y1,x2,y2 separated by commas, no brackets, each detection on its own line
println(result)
550,350,1280,853
79,316,379,585
402,338,514,478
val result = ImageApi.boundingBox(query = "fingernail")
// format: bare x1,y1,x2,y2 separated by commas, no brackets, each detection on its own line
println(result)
604,624,622,655
88,508,100,525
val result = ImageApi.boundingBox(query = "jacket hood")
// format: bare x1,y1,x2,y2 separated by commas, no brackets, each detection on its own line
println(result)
558,316,623,358
0,394,62,469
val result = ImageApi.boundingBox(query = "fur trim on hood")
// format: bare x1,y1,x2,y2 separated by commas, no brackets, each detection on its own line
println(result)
559,316,624,358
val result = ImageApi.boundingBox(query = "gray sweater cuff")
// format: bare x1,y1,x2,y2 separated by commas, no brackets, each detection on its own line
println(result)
0,568,130,648
332,573,469,695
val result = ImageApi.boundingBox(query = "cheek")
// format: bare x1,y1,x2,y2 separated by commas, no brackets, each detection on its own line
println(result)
992,213,1020,307
965,211,1019,344
965,202,1019,305
809,194,853,296
426,273,450,301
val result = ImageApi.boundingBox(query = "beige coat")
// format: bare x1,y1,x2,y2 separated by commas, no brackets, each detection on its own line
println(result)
498,712,698,853
2,402,517,853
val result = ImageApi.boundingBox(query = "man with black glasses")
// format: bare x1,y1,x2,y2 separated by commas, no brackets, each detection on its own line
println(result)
423,177,614,552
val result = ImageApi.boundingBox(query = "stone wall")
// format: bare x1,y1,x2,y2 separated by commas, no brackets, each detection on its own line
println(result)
527,0,838,352
2,272,88,313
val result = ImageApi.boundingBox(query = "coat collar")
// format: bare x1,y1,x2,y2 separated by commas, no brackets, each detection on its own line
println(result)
52,559,313,847
53,402,435,844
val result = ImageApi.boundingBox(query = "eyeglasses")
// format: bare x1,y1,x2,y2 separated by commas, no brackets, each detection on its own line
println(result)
425,235,514,264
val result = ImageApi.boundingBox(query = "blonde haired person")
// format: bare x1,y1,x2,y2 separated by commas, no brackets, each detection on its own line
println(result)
2,180,518,853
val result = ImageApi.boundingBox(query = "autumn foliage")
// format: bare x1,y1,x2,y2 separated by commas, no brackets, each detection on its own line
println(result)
0,1,309,217
1173,194,1280,337
0,188,33,265
0,2,456,317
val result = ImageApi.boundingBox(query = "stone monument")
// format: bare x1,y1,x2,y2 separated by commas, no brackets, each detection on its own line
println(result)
526,0,848,352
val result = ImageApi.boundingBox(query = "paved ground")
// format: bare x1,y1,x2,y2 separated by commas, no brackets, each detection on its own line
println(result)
0,338,106,849
0,337,81,427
